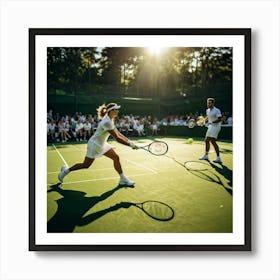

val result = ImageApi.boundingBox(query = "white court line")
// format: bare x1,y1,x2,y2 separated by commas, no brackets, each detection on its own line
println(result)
52,144,68,167
48,144,84,152
71,144,80,151
124,158,158,174
47,166,136,174
47,173,152,186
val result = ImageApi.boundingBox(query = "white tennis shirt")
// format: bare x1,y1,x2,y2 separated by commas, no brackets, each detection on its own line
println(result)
88,115,114,147
206,107,222,125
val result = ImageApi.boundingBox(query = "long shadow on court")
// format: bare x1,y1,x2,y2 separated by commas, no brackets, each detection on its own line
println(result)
47,183,132,233
189,170,233,195
209,161,232,187
186,160,233,196
188,168,233,196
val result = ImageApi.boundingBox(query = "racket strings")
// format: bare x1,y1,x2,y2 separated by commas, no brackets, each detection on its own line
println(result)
149,142,168,155
140,201,174,221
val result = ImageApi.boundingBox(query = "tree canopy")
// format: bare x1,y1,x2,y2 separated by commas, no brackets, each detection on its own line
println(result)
47,47,232,97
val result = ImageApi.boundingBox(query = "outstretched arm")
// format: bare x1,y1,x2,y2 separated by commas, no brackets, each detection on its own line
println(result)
108,128,138,149
114,127,129,142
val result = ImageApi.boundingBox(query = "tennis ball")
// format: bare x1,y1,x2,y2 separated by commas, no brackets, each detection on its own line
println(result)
187,138,194,144
219,204,224,208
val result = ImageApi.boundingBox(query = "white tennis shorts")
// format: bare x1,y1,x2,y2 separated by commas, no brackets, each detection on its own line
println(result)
206,124,221,139
86,142,112,159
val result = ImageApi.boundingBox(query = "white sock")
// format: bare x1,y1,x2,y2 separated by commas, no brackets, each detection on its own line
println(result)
120,173,126,179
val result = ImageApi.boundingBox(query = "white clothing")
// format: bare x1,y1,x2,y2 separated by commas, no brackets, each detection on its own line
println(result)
83,122,91,131
48,123,56,133
206,106,222,139
133,119,138,130
206,124,221,139
86,115,114,158
206,107,222,125
75,123,84,132
137,124,144,131
227,116,233,125
58,122,66,133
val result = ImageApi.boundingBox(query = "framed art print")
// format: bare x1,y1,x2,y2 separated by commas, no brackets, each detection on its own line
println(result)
29,28,251,251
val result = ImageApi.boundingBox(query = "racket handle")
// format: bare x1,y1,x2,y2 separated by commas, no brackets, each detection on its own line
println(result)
128,140,137,149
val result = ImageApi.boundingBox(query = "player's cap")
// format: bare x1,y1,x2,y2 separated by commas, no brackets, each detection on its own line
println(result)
107,104,121,112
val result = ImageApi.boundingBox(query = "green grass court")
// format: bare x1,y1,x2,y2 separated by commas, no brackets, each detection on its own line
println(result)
47,137,233,233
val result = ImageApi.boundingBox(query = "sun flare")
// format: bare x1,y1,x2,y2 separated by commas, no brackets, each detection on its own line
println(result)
146,46,165,56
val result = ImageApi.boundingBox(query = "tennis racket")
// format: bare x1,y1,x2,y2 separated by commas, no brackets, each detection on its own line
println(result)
140,141,168,156
130,200,175,221
196,116,206,126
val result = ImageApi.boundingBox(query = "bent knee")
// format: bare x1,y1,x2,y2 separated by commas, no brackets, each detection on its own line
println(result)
112,154,120,162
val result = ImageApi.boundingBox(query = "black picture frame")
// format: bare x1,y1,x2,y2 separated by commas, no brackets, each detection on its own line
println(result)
29,28,251,251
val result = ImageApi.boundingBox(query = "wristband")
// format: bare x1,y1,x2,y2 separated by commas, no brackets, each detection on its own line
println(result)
128,140,135,147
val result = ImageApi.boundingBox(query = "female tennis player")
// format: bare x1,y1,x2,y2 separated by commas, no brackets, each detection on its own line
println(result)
199,98,222,163
58,103,138,186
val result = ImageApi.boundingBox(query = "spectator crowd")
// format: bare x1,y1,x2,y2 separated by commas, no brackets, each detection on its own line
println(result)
47,109,233,144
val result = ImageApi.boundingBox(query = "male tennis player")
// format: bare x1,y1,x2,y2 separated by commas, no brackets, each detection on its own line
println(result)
199,98,222,163
58,103,138,186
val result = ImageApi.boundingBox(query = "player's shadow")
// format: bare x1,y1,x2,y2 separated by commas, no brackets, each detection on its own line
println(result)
189,169,232,195
219,148,232,154
187,162,233,196
47,183,132,233
208,161,232,187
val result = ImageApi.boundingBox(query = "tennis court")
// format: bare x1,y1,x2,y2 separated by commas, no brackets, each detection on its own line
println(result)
47,137,232,233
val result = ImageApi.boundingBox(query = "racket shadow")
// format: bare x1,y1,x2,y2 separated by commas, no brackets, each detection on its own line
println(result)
120,200,175,222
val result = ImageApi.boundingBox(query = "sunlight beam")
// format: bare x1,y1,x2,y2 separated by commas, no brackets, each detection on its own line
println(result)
146,46,165,56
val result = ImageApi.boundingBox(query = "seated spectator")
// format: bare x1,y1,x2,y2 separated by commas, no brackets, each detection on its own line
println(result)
83,119,92,140
177,116,187,126
75,120,84,141
47,109,53,121
221,114,228,125
151,119,159,136
119,119,131,136
69,119,76,139
58,119,71,142
227,115,233,125
91,115,99,133
47,119,56,143
136,120,145,136
169,116,176,126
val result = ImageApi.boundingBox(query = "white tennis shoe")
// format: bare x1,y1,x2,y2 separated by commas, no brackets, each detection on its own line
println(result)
213,156,222,163
199,154,209,160
58,165,69,182
119,176,135,187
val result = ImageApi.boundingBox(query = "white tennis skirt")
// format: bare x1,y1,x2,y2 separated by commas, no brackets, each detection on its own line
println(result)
86,141,112,159
206,124,221,139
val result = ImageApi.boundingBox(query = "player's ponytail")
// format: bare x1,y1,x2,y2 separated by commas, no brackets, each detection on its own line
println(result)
97,103,118,119
97,104,107,119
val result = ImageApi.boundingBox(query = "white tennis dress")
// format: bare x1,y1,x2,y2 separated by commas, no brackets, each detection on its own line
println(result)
206,106,222,139
86,115,114,158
